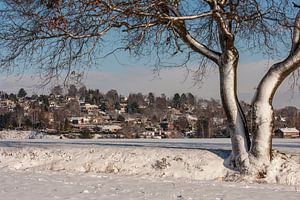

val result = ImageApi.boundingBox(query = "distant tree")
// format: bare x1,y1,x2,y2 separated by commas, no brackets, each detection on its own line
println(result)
39,95,50,111
180,93,187,107
68,85,78,97
154,96,168,121
0,92,8,99
28,106,40,129
79,128,93,139
172,93,181,109
14,104,24,128
8,93,17,102
126,101,140,114
196,117,211,138
31,94,38,100
93,89,105,105
148,92,155,105
63,118,71,132
51,86,63,96
84,89,104,105
36,110,52,129
177,116,189,132
17,88,27,98
53,107,68,131
187,93,195,106
0,113,13,129
24,117,32,129
84,90,93,104
78,86,87,100
156,97,167,111
118,124,133,139
114,102,121,110
106,90,119,110
136,93,145,106
127,93,145,109
65,99,80,116
100,102,107,112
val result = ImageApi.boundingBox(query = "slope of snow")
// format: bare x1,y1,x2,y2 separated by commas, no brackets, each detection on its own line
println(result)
0,145,232,181
0,139,300,185
0,130,62,140
0,130,32,140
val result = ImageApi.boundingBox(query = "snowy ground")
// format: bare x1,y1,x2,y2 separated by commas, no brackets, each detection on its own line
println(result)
1,169,299,200
0,131,299,199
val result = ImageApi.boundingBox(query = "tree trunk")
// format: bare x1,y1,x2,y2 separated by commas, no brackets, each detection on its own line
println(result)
218,50,251,168
248,11,300,172
250,76,276,168
251,57,300,168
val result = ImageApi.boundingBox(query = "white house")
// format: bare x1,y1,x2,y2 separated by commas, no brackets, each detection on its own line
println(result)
70,117,90,125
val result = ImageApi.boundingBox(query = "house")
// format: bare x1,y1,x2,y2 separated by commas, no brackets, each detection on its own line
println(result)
70,117,90,125
0,99,16,110
273,128,300,138
101,125,122,133
81,103,99,115
92,116,108,125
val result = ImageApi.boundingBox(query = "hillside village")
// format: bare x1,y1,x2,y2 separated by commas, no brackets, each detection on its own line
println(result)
0,86,299,139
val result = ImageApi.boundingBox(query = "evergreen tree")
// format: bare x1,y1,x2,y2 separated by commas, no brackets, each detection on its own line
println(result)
17,88,27,98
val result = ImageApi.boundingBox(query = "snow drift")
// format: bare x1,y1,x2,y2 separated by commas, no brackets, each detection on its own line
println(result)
0,130,32,140
0,146,231,181
0,144,299,185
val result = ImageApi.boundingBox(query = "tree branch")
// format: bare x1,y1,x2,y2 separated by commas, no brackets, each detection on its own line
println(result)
291,11,300,53
253,10,300,106
162,11,213,21
175,24,220,64
293,2,300,8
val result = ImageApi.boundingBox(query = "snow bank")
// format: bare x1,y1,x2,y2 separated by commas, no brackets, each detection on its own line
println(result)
0,140,299,185
0,130,32,140
0,130,62,140
0,146,232,181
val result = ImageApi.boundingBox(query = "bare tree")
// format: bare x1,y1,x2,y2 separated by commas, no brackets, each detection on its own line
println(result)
51,85,63,96
0,0,299,174
67,84,78,97
105,89,119,110
14,104,24,128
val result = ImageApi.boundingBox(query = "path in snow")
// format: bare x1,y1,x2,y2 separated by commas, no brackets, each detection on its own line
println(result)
0,138,299,154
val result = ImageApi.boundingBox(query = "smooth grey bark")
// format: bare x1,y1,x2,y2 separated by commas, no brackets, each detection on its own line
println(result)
218,50,250,167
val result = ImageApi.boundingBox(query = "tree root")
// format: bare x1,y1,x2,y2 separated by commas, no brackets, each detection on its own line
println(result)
224,150,300,185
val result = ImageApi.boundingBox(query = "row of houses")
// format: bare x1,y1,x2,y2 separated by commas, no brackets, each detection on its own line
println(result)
1,91,299,139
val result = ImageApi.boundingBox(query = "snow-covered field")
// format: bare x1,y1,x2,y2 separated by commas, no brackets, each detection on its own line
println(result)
0,131,300,199
1,169,299,200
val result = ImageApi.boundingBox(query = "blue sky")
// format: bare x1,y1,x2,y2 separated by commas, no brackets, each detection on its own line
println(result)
0,51,299,109
0,1,298,108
